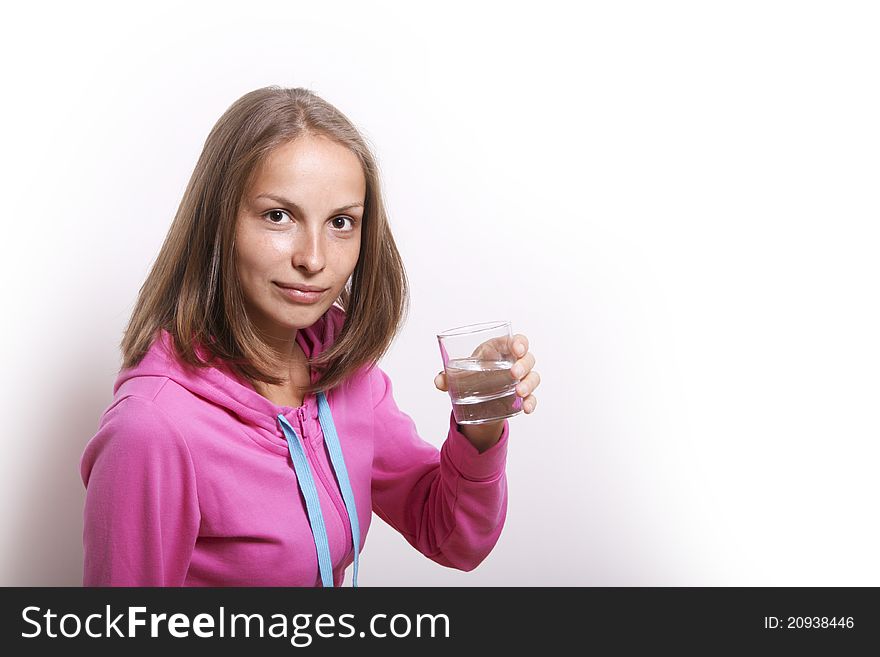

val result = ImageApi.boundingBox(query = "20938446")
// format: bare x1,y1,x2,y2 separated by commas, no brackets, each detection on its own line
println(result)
764,616,854,629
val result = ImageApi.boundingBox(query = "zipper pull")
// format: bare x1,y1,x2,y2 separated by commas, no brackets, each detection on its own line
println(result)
297,404,307,430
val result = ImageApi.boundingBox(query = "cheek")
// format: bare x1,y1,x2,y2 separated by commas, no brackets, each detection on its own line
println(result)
234,246,261,288
337,238,361,273
236,232,287,279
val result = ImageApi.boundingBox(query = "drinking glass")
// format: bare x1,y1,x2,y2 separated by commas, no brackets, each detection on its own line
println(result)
437,320,523,425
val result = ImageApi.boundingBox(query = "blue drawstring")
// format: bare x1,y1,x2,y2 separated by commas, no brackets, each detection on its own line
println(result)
317,391,361,587
277,391,360,587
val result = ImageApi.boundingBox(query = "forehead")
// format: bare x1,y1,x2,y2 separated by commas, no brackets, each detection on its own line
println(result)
249,136,365,197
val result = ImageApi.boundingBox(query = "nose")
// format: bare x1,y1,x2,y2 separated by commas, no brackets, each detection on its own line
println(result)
291,225,326,273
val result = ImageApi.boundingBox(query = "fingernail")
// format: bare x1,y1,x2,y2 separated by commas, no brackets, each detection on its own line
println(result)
511,365,522,378
516,343,525,356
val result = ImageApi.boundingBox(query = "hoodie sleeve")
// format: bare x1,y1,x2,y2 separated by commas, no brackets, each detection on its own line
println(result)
368,365,509,571
80,395,200,586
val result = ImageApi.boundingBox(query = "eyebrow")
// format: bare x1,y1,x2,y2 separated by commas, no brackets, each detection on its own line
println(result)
254,193,364,215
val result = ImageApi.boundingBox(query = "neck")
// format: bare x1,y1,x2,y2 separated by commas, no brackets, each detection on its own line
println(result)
254,327,300,376
249,335,311,404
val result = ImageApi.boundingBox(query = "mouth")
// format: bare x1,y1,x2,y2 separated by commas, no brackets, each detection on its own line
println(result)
274,282,329,293
274,283,328,304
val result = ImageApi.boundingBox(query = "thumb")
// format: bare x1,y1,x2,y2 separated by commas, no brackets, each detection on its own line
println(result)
434,371,448,392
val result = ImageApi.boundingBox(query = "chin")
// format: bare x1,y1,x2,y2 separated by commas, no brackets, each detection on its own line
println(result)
280,304,331,328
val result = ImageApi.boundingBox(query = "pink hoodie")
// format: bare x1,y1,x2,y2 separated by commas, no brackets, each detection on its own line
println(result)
80,305,510,586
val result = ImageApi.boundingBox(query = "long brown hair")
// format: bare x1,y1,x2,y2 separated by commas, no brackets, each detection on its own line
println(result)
121,86,409,395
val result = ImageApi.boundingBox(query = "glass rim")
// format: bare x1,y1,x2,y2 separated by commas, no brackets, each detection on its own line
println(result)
436,320,510,339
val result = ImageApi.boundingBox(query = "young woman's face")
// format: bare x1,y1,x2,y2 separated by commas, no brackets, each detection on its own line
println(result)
235,135,365,343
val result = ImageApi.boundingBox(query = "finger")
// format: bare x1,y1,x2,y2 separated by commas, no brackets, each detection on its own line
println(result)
510,352,536,380
515,370,541,398
473,336,508,360
522,394,537,414
473,335,530,361
434,371,448,391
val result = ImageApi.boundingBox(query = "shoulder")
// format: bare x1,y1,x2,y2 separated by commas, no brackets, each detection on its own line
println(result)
110,375,199,424
363,362,395,409
83,392,195,485
99,387,189,450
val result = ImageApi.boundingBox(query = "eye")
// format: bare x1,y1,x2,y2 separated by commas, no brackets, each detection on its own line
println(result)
331,216,356,231
264,210,291,224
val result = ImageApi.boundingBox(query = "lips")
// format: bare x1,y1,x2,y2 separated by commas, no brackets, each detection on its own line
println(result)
275,283,329,293
274,283,328,305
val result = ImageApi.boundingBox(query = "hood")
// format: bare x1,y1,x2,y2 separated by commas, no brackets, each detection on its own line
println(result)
113,305,347,435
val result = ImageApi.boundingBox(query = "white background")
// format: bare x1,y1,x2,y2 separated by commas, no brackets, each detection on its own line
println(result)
1,0,877,586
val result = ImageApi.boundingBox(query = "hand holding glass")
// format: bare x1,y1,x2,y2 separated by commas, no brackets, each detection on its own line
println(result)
437,321,523,425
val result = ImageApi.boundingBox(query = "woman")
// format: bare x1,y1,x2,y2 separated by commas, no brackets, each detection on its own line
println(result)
80,86,541,586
